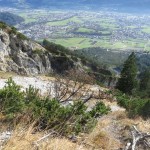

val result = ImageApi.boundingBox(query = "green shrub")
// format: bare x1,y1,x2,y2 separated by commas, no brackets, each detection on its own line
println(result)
25,85,39,104
17,32,28,40
60,52,66,57
81,58,87,65
29,99,100,135
71,56,78,62
115,91,131,109
141,100,150,119
0,21,7,29
89,102,110,118
10,26,17,34
0,78,24,117
116,91,150,119
33,49,44,56
43,39,71,55
0,78,110,135
127,98,147,118
8,27,27,40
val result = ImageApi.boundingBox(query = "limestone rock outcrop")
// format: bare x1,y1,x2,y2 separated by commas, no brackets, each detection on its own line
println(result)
0,28,74,75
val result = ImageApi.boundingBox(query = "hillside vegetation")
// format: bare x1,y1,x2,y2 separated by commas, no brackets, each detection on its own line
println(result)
115,52,150,119
0,12,24,26
75,47,150,72
0,78,110,135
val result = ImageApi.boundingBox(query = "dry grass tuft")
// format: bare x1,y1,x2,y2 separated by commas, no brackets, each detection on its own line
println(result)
4,134,87,150
86,116,121,150
0,71,16,79
0,113,5,120
117,114,150,132
39,138,86,150
2,110,150,150
91,131,110,149
87,129,121,150
3,124,87,150
4,125,39,150
111,111,127,120
1,97,149,150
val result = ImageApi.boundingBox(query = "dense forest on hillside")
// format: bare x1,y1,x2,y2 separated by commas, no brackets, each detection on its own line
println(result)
75,48,130,67
0,12,24,26
75,48,150,72
42,40,114,86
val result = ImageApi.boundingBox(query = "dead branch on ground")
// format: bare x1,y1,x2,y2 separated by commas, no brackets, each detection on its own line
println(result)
124,125,150,150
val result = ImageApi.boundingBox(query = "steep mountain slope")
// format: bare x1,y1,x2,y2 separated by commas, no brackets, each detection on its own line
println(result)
0,22,115,86
0,24,80,75
0,23,52,75
0,22,77,75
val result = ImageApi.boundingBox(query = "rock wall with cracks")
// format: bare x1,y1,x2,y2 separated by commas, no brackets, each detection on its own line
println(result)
0,29,74,75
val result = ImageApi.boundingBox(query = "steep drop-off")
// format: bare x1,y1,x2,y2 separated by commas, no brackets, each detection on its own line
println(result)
0,22,116,86
0,23,76,75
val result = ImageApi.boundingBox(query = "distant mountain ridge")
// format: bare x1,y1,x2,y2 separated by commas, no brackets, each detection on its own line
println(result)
0,12,24,26
0,0,150,12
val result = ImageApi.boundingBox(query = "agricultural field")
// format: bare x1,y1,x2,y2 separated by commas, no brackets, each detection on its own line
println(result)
13,10,150,51
49,38,95,49
47,16,83,26
142,27,150,34
50,38,150,51
76,28,95,33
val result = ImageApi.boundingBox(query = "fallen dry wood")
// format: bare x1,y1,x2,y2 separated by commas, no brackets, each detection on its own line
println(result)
33,130,59,147
125,125,150,150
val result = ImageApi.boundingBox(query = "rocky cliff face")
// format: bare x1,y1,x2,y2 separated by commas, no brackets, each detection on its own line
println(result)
0,28,74,75
0,24,115,86
0,28,49,75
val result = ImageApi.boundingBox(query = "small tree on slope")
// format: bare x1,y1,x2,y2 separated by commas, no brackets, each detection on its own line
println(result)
116,52,138,94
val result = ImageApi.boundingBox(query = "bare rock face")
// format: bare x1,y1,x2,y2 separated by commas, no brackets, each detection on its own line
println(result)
0,29,53,75
0,27,76,75
0,27,114,86
0,131,12,150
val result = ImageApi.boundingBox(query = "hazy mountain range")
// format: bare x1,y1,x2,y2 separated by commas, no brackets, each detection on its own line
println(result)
0,0,150,12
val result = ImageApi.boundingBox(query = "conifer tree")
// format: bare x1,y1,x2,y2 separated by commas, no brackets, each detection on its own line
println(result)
116,52,138,94
139,69,150,97
140,69,150,90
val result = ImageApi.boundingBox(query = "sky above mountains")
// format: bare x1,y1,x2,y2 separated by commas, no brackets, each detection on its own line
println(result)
0,0,150,13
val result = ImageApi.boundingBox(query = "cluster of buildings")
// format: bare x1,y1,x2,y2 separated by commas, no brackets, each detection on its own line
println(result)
15,10,150,47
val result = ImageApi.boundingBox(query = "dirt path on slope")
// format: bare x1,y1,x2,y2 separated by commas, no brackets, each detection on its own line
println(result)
84,102,126,150
85,100,150,150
